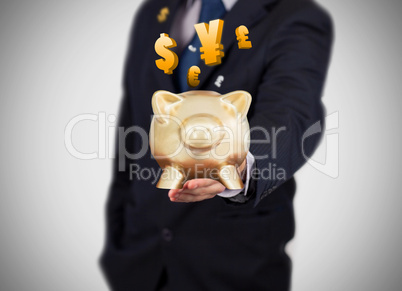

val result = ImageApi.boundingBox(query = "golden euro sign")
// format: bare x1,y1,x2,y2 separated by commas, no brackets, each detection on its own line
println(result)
187,66,201,87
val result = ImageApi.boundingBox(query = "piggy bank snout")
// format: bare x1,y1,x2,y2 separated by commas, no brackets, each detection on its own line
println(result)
181,115,224,150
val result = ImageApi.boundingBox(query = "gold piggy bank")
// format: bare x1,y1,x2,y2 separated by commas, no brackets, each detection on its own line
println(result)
149,90,251,189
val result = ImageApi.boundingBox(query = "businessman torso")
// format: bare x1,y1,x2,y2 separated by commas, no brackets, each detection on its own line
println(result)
101,0,333,290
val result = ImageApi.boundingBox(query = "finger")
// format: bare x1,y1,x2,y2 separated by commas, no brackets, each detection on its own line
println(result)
184,179,217,190
168,179,225,202
168,189,180,196
171,183,225,202
172,192,217,203
179,182,225,196
167,184,189,200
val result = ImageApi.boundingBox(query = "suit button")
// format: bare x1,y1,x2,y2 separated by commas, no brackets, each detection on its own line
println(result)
162,228,173,242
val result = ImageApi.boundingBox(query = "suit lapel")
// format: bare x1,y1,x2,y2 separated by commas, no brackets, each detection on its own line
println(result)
197,0,278,89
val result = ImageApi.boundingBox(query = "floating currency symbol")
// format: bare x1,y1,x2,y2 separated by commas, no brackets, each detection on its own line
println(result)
235,25,252,49
214,75,224,87
154,33,179,75
187,66,201,87
194,19,224,66
157,7,169,23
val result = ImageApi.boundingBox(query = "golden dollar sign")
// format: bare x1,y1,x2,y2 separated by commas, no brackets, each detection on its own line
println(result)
187,66,201,87
194,19,225,66
235,25,252,49
157,7,169,23
155,33,179,75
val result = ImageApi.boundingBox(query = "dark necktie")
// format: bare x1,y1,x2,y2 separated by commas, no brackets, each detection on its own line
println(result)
176,0,226,92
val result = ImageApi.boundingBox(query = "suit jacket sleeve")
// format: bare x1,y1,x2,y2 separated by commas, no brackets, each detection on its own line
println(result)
249,3,333,206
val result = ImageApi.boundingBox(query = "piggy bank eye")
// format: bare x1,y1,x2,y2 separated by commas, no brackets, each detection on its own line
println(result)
220,90,252,118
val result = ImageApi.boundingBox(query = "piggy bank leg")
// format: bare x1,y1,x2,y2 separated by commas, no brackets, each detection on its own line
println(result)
218,165,244,190
156,166,186,189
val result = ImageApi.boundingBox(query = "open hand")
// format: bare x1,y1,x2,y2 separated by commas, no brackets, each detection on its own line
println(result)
168,179,226,203
168,160,246,203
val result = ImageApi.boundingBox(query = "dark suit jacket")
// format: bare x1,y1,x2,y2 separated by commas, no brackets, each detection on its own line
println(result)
100,0,333,290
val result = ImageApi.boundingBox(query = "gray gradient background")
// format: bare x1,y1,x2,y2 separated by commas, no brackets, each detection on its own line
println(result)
0,0,401,290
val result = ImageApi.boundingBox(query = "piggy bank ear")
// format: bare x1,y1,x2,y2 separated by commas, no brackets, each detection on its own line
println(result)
152,90,183,123
220,90,252,118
